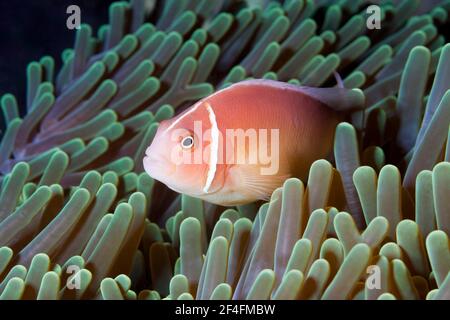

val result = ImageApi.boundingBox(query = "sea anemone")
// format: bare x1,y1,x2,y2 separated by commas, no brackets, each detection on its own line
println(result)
0,0,449,300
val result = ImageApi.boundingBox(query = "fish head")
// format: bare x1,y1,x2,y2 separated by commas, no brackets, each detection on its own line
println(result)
143,101,225,197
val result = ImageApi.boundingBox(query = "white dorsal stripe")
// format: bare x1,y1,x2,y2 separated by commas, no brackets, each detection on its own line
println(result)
163,100,203,134
203,102,219,193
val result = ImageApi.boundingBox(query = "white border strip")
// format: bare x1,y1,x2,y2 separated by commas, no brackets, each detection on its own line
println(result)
203,102,219,193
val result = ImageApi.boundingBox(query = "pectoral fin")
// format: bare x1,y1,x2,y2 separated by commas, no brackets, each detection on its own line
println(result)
229,165,290,201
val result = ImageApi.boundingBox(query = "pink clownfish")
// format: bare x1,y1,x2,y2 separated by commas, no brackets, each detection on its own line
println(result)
143,79,364,206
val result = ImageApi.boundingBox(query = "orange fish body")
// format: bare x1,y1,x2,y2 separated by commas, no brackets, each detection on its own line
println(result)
144,79,364,206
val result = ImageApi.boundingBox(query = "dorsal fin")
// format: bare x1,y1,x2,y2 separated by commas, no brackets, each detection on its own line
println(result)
233,79,366,112
334,71,345,88
298,86,366,112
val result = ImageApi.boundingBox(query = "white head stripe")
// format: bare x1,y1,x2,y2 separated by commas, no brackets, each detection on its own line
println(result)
163,100,203,134
203,102,219,193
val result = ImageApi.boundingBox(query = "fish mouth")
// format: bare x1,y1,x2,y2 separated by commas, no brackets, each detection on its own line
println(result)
143,155,205,197
143,155,175,178
144,146,154,158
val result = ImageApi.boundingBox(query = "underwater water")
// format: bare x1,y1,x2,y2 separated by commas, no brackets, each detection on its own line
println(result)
0,0,449,301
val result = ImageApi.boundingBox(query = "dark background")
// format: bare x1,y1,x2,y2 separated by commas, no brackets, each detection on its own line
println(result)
0,0,116,107
1,0,449,108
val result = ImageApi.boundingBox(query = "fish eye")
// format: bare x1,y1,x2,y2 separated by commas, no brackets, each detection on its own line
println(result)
181,135,194,149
